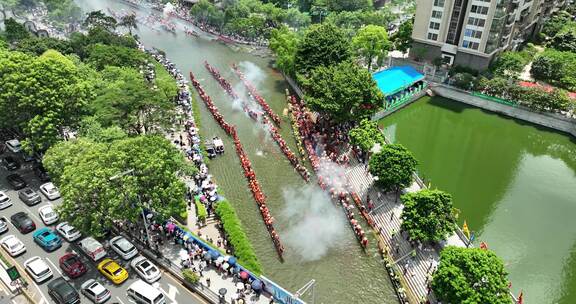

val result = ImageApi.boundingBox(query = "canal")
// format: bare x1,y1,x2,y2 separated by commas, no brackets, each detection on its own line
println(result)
379,96,576,304
77,0,398,303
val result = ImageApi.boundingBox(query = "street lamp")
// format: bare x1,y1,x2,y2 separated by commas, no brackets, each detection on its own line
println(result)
109,169,153,248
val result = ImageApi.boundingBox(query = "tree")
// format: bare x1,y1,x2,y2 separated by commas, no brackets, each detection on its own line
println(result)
400,189,456,243
77,117,127,143
269,25,299,75
490,51,530,78
411,46,427,62
391,19,413,53
91,66,177,135
83,10,117,31
352,25,390,71
13,36,73,55
86,44,146,70
3,17,29,43
348,119,385,152
326,0,372,12
368,143,417,192
0,49,93,152
304,61,384,122
548,23,576,53
541,11,573,38
432,246,513,304
43,136,190,238
118,13,137,36
531,49,576,91
325,8,393,33
294,23,351,76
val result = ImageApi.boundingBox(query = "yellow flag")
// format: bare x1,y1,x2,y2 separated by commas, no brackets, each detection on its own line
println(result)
462,221,470,239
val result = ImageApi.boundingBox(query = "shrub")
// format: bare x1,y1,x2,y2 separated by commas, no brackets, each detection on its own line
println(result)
195,197,207,223
451,73,477,90
531,49,576,91
215,200,262,275
182,269,200,284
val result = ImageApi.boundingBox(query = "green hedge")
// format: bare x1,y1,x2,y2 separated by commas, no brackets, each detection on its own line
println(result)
195,197,207,223
215,199,263,275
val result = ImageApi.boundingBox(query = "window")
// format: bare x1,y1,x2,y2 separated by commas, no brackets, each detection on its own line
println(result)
471,5,489,15
462,40,480,50
431,10,443,19
433,0,445,7
468,17,486,27
464,29,483,39
427,33,439,41
429,22,441,30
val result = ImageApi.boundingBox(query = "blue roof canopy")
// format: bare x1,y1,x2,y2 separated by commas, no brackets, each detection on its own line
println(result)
372,66,425,96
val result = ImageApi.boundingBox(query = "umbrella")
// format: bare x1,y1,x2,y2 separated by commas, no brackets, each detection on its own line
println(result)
218,288,227,296
231,293,239,300
231,266,239,274
210,250,220,260
251,280,262,291
222,262,230,270
236,282,245,290
239,271,249,280
227,257,237,266
179,249,189,261
216,256,225,265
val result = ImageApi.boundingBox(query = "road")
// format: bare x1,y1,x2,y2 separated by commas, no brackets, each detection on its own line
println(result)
0,150,205,304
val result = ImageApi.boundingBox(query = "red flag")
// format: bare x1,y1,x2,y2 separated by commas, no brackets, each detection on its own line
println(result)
518,291,524,304
480,242,488,250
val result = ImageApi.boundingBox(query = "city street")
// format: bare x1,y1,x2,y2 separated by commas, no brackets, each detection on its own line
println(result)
0,150,204,304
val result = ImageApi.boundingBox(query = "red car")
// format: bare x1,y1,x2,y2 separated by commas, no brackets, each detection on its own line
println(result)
59,253,87,278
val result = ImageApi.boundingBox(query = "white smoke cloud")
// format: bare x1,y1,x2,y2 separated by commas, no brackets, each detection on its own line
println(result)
281,185,347,261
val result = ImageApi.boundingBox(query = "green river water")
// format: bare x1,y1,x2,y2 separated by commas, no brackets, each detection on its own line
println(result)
379,96,576,304
74,1,576,303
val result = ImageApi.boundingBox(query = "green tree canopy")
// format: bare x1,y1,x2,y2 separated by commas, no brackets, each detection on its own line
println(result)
86,43,146,70
118,13,137,35
400,189,456,243
352,24,390,71
548,22,576,53
294,23,351,76
43,135,190,238
390,18,413,53
90,66,177,135
326,0,372,12
0,49,93,152
368,143,417,192
269,25,300,75
541,11,574,38
489,51,530,78
531,49,576,91
3,17,30,43
13,36,73,55
325,8,394,34
304,60,384,122
432,246,512,304
348,119,385,152
83,10,117,31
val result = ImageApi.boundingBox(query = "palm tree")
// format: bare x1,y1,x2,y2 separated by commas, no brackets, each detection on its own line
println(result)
119,13,137,36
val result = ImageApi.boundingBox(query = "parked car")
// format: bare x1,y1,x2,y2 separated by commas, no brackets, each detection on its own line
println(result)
10,212,35,234
79,237,107,262
38,204,59,225
110,236,138,260
0,191,12,210
5,139,21,153
81,279,111,304
59,253,87,279
0,217,8,234
24,256,53,283
131,256,161,283
33,163,51,182
97,258,129,285
1,156,20,170
56,222,81,242
33,227,62,252
40,182,60,200
127,279,166,304
0,235,26,256
48,277,81,304
18,188,42,206
6,174,26,190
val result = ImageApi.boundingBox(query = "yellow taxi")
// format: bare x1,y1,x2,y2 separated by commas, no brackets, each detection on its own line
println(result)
97,258,128,284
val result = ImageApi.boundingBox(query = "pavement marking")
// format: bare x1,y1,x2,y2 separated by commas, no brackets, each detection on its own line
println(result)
116,296,127,304
157,284,179,304
163,271,207,304
45,257,62,276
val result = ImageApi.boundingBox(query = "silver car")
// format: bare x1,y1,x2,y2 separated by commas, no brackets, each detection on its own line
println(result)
131,256,161,283
0,217,8,234
110,236,138,260
81,279,111,304
39,182,60,200
18,188,42,206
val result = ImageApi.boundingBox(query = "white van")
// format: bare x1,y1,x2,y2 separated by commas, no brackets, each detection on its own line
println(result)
78,237,107,261
127,280,166,304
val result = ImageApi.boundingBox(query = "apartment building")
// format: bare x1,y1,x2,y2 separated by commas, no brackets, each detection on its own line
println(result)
411,0,568,70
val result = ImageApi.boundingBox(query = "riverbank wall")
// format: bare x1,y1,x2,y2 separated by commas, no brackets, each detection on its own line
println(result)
432,84,576,137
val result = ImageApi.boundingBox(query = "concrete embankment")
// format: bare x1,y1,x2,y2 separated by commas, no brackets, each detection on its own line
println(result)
432,84,576,137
